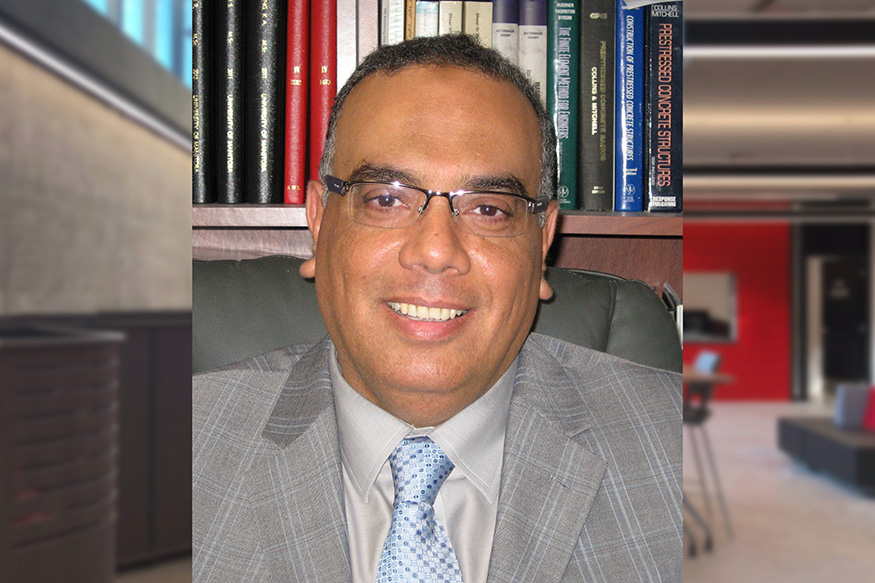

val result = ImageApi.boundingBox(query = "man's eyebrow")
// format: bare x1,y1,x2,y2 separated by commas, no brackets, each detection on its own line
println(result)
464,175,529,197
348,164,417,184
348,164,529,197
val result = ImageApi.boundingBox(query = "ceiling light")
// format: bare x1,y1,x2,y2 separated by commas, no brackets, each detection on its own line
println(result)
685,45,875,59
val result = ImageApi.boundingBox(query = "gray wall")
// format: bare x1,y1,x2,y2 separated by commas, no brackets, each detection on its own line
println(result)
0,43,191,315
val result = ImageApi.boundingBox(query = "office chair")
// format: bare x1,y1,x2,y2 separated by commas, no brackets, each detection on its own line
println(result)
192,256,683,374
683,496,713,557
684,350,733,542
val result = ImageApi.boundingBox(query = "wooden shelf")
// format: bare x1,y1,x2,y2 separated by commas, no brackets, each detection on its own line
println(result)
193,205,681,236
193,204,308,228
558,211,681,236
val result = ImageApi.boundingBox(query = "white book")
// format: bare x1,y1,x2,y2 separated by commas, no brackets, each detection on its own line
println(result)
358,0,379,62
337,0,357,88
492,22,518,64
438,0,464,35
415,1,440,37
463,2,493,47
518,23,547,105
381,0,406,45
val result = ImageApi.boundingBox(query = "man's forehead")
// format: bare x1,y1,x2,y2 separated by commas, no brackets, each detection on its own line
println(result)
344,64,527,109
331,63,543,193
336,65,539,146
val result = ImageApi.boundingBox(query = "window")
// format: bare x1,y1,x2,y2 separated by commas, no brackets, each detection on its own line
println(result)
684,272,738,343
79,0,192,87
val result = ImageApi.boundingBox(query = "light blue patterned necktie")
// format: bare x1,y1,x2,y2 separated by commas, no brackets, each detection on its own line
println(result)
376,437,463,583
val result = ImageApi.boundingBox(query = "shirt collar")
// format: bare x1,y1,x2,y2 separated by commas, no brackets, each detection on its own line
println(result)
332,344,515,505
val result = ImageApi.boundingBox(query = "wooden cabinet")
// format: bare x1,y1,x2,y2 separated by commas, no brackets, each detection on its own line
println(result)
193,205,682,298
2,313,193,567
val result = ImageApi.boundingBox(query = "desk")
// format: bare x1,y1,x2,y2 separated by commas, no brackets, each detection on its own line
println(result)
682,366,734,556
683,365,733,386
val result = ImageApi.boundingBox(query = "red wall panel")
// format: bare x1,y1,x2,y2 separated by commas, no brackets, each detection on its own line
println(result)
684,223,792,401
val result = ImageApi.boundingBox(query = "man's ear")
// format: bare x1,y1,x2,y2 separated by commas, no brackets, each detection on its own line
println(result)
538,201,559,301
299,180,326,279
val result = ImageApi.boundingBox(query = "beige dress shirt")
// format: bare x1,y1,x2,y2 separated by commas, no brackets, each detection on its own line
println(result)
331,347,516,583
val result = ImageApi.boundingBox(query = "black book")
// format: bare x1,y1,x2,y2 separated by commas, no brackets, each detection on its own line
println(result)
578,0,615,211
216,0,245,203
645,1,683,212
192,0,213,204
244,0,287,204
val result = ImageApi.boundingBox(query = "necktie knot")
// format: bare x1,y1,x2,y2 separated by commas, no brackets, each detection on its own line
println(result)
389,437,455,507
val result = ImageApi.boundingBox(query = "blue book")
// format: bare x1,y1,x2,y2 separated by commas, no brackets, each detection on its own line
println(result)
614,1,644,212
645,1,683,212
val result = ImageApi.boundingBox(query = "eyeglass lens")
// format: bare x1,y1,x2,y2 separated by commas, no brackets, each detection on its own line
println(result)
347,183,529,237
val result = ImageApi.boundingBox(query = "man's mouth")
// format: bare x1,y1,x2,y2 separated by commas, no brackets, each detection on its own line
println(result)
387,302,468,322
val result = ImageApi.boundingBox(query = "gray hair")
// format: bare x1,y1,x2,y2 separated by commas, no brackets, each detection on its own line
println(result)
318,34,557,204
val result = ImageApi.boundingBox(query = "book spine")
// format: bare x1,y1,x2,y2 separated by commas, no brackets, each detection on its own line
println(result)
216,0,245,203
614,1,644,212
438,1,464,34
645,1,683,212
284,0,309,204
406,0,417,39
463,2,494,48
519,0,548,105
415,1,440,36
492,0,519,64
578,0,614,210
310,0,337,181
547,0,579,210
358,0,380,63
192,0,213,203
382,0,406,45
245,0,287,204
337,0,357,88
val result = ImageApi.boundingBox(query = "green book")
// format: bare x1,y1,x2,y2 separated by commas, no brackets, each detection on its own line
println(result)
547,0,580,209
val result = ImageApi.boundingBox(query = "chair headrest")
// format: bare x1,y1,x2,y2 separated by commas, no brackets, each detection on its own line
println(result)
192,256,682,374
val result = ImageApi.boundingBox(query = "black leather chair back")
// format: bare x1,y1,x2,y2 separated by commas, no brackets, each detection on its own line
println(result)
193,256,682,374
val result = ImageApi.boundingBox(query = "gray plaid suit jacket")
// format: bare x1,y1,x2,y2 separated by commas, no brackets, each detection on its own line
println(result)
193,333,682,582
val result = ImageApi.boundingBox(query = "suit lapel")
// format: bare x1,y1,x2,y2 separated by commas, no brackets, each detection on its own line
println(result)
487,340,608,583
250,339,352,582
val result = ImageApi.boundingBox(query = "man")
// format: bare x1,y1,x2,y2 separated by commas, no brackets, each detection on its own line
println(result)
193,34,681,582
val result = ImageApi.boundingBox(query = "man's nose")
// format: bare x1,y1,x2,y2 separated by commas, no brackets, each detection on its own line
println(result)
397,197,472,275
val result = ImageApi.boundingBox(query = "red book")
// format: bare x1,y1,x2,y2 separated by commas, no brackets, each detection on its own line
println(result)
863,387,875,433
284,0,309,203
308,0,337,183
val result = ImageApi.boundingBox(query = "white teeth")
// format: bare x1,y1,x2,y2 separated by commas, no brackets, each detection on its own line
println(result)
387,302,467,322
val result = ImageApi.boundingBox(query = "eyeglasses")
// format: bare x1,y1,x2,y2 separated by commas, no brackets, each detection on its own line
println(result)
324,175,549,238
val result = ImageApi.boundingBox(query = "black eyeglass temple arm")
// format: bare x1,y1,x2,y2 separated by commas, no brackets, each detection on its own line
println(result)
324,175,346,195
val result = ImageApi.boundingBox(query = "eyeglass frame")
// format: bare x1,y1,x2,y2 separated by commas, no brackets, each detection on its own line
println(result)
323,175,551,233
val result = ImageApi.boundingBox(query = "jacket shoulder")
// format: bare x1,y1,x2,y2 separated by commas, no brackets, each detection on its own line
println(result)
524,333,682,409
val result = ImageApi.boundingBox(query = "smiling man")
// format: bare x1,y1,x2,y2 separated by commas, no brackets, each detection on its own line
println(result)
193,35,681,583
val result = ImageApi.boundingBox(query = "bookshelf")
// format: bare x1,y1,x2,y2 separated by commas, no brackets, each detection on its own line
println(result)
192,206,682,298
192,2,685,299
192,205,680,235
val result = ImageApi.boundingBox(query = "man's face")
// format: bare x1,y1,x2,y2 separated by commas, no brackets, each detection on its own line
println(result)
301,65,558,426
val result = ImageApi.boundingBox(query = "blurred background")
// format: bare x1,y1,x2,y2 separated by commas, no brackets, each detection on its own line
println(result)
682,1,875,582
0,0,192,581
1,0,874,582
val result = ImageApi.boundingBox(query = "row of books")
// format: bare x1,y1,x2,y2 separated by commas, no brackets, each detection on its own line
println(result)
543,0,683,212
375,0,683,212
192,0,682,212
192,0,335,204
